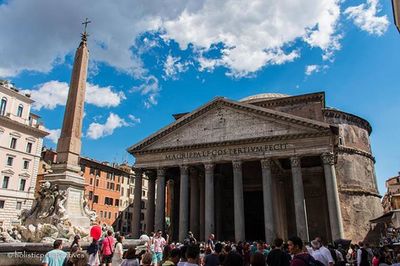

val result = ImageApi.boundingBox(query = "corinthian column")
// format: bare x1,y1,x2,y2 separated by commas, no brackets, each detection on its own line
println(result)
261,158,275,244
179,165,189,242
132,169,143,238
321,152,344,240
155,168,166,232
290,156,308,241
146,171,156,234
190,168,200,239
204,163,215,241
232,160,245,241
199,173,205,241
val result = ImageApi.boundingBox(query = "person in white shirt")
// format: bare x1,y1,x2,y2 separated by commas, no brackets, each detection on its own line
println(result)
315,237,334,266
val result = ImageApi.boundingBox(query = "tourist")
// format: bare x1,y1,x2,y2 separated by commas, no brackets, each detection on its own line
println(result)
357,242,370,266
121,247,140,266
70,235,81,250
42,239,68,266
154,229,167,266
87,238,100,266
162,248,181,266
142,252,154,266
161,244,172,265
177,245,188,266
266,238,290,266
184,231,197,245
186,245,201,266
207,234,216,252
65,246,80,266
257,241,269,257
372,251,380,266
308,240,327,266
251,252,266,266
243,242,251,266
112,235,125,266
314,238,333,266
205,242,222,266
288,236,314,266
70,251,89,266
101,230,115,266
223,251,243,266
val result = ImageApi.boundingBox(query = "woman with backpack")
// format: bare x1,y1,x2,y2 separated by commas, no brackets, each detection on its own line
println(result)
112,235,125,266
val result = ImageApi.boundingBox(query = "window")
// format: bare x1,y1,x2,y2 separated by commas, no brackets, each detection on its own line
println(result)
88,191,93,200
104,197,114,205
2,176,9,189
93,195,99,203
142,190,146,197
90,178,93,185
96,179,99,187
23,160,29,170
16,202,22,210
110,183,115,190
0,97,7,116
6,156,13,166
121,187,124,196
108,212,111,219
26,142,32,153
140,212,144,221
116,184,120,191
0,200,4,209
115,199,119,206
106,182,110,189
17,104,23,117
107,172,111,179
10,138,17,149
100,211,103,218
141,200,145,209
90,167,95,175
19,179,26,191
80,164,86,172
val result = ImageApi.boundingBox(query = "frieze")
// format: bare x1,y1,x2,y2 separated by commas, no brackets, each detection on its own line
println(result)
323,109,372,134
164,143,289,161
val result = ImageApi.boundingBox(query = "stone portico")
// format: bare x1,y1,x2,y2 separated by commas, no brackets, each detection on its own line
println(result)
128,92,382,242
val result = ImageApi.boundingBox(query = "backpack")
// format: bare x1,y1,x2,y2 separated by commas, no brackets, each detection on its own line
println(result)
296,254,325,266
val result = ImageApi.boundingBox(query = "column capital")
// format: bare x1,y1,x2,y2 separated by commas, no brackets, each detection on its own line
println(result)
180,165,189,175
145,169,157,180
157,167,166,176
321,152,335,165
261,158,272,169
133,168,143,177
290,156,301,168
232,160,242,170
204,163,214,173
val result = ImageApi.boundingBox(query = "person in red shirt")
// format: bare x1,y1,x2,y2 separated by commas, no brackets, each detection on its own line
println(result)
101,230,115,266
288,236,312,266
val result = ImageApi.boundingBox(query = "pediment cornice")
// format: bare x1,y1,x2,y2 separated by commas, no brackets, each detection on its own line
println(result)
128,97,332,153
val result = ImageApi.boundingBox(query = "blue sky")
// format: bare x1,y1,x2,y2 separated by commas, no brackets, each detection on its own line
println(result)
0,0,398,194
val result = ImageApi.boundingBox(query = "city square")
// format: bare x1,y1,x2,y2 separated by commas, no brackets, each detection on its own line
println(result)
0,0,399,265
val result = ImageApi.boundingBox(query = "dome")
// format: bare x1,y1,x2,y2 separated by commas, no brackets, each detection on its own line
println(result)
239,93,289,102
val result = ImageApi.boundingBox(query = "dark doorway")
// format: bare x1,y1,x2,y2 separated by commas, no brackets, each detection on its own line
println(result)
244,191,265,241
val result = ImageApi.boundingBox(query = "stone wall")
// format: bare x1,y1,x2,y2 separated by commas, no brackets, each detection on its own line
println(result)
325,110,383,242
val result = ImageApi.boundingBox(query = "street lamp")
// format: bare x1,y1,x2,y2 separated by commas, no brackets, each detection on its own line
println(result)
393,0,400,32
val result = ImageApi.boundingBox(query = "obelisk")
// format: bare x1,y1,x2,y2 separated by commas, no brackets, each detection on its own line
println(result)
44,19,93,227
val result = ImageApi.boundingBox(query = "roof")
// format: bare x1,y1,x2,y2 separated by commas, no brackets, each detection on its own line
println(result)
127,96,333,153
240,93,289,102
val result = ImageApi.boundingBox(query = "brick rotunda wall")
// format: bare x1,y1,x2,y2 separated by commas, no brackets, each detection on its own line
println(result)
324,109,383,242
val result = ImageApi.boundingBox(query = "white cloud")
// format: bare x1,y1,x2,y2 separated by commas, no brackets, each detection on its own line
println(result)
305,64,328,76
44,128,61,144
162,0,341,76
130,76,160,108
128,114,141,124
0,0,386,79
22,80,125,110
163,55,190,80
86,113,129,140
345,0,389,36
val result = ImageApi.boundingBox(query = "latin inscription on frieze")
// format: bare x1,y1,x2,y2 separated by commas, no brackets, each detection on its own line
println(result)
165,143,290,160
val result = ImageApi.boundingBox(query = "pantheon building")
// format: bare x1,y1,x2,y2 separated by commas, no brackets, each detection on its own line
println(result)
127,92,382,243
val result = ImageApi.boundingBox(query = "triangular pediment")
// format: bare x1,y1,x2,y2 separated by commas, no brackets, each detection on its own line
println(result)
1,169,14,175
128,98,332,152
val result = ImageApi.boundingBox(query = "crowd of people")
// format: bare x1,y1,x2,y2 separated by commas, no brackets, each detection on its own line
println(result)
41,229,400,266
